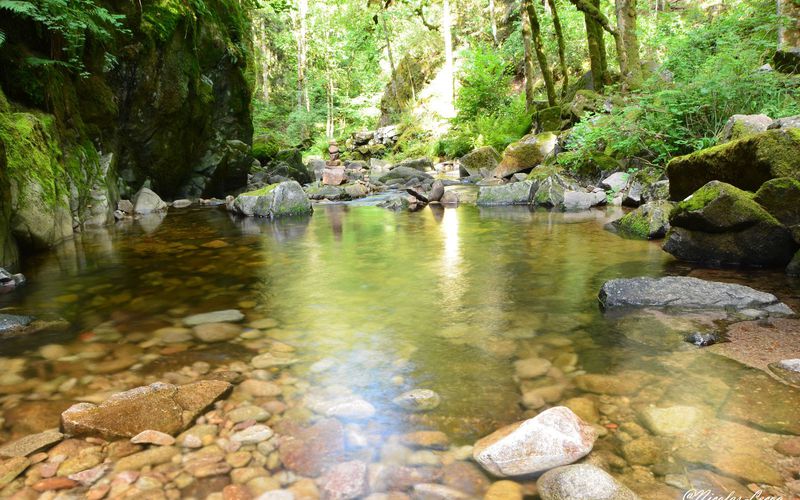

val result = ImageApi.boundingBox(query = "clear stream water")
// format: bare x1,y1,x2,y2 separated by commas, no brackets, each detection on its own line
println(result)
2,203,799,497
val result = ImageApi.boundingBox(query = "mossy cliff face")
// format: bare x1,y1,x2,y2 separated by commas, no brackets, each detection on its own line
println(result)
111,0,254,198
0,0,254,266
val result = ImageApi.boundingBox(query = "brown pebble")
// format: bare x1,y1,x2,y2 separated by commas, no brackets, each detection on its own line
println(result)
86,482,111,500
32,477,79,491
223,484,253,500
775,437,800,457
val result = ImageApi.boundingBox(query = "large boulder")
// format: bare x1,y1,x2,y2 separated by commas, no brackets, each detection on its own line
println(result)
537,464,639,500
719,114,773,142
753,177,800,240
459,147,501,178
611,201,675,240
494,133,558,179
230,181,312,218
307,159,327,182
61,381,232,438
562,190,606,211
394,157,433,172
378,166,433,183
132,188,168,214
532,173,581,208
472,407,596,477
666,129,800,200
476,181,535,206
663,181,797,266
598,276,794,315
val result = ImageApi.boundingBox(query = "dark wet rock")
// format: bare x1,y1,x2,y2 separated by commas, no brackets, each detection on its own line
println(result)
599,276,794,315
230,181,313,218
537,464,639,500
473,407,596,477
685,332,718,347
664,181,797,266
476,181,534,206
60,381,232,438
494,133,557,178
459,147,500,178
428,181,445,203
0,313,34,334
789,250,800,276
0,430,63,458
666,129,800,200
278,418,345,477
0,268,25,294
132,188,168,214
719,114,773,142
720,371,800,434
768,358,800,385
611,201,674,240
406,188,430,204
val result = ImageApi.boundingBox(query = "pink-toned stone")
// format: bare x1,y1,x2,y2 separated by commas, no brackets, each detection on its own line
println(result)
318,460,367,500
472,406,596,477
130,430,176,446
323,167,346,186
278,419,345,477
69,464,109,485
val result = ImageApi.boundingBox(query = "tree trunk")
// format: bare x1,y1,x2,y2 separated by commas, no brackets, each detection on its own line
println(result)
547,0,569,97
489,0,498,45
326,69,335,138
585,13,605,91
522,0,536,111
524,0,557,106
570,0,625,89
294,0,309,113
381,9,400,108
616,0,642,88
443,0,455,106
778,0,800,51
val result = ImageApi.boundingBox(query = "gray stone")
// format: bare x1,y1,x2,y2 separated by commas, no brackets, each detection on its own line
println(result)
172,199,192,208
537,464,639,500
231,424,274,444
183,309,244,326
532,174,580,208
118,199,134,214
600,172,630,192
395,157,434,172
379,166,433,183
720,114,773,142
768,114,800,131
308,159,328,182
473,407,596,477
599,276,794,315
639,405,699,436
132,188,168,214
769,358,800,385
0,314,34,334
393,389,441,412
562,191,606,211
476,181,534,206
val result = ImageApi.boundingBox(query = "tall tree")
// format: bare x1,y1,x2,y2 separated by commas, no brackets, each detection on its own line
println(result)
569,0,627,89
293,0,310,112
615,0,642,88
521,0,537,110
523,0,557,106
546,0,569,97
442,0,455,106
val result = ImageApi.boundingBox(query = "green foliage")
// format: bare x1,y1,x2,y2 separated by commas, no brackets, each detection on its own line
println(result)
0,0,128,75
441,93,532,157
454,44,514,123
560,0,800,174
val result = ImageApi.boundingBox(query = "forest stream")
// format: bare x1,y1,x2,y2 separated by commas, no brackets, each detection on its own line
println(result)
1,202,798,498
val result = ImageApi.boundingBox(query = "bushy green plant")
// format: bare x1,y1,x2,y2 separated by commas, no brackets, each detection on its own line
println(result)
454,44,514,123
0,0,128,75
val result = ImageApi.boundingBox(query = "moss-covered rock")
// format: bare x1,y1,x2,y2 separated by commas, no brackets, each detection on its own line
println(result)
459,146,500,178
494,132,558,179
537,106,563,132
476,181,535,206
664,181,797,266
230,181,312,218
666,129,800,200
613,201,675,240
753,177,800,232
252,135,282,165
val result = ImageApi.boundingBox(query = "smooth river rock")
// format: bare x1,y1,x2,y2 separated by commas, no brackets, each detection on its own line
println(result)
537,464,639,500
392,389,441,412
0,430,63,458
183,309,245,326
472,406,596,477
61,381,232,438
598,276,793,315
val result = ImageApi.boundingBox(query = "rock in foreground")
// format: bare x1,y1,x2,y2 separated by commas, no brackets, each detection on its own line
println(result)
229,181,312,218
537,464,639,500
599,276,793,315
61,381,232,438
473,406,596,477
611,201,674,240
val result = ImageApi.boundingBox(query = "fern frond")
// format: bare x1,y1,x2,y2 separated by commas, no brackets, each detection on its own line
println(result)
0,30,5,47
0,0,37,16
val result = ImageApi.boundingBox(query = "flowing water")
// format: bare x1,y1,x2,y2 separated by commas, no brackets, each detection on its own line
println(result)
2,204,799,497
